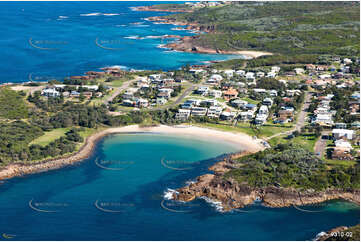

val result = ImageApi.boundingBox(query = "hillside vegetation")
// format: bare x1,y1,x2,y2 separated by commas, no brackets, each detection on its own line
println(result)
167,1,360,56
0,87,29,119
225,144,360,191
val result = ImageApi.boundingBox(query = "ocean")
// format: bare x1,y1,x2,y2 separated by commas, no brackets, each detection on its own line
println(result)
0,134,359,241
0,1,239,84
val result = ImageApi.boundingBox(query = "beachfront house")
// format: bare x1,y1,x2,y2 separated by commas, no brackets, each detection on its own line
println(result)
41,88,60,97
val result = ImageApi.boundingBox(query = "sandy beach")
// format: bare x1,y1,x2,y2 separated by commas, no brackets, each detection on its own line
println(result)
0,125,263,181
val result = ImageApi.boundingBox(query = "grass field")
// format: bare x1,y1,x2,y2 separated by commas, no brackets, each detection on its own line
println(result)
268,132,317,152
193,122,293,138
29,128,71,146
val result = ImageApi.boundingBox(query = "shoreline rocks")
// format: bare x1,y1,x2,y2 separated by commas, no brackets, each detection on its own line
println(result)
171,153,360,210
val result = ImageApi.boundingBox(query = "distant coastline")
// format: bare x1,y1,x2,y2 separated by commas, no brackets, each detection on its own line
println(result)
0,125,264,181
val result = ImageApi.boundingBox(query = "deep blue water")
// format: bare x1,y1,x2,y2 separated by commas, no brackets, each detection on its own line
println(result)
0,1,239,84
0,134,359,241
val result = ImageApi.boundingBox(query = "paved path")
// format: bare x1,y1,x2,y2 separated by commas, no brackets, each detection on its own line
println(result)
314,131,329,158
103,79,136,104
265,91,311,141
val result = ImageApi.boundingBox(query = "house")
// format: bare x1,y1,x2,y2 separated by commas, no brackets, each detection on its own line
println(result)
41,88,60,97
210,74,223,82
332,129,355,140
206,78,220,86
134,98,149,108
294,68,305,75
258,105,269,115
189,69,205,75
277,110,294,121
255,113,268,125
122,99,134,107
271,66,280,73
83,91,93,99
245,103,258,111
122,88,138,99
335,123,347,129
235,70,245,76
70,91,80,97
335,139,353,151
268,90,278,97
256,71,265,78
202,99,219,107
313,113,334,126
223,87,238,101
191,107,207,116
332,147,353,160
175,109,191,121
253,88,267,94
207,106,223,118
82,85,99,91
245,72,255,80
208,89,222,98
223,69,235,78
266,72,276,78
157,92,171,99
220,110,237,121
196,86,209,96
156,98,167,105
286,89,302,97
239,110,255,121
262,98,273,107
231,99,247,109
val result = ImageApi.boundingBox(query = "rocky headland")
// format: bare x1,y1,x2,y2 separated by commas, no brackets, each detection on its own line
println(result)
171,154,360,211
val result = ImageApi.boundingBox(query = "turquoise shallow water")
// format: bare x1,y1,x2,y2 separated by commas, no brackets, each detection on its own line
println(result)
0,133,359,241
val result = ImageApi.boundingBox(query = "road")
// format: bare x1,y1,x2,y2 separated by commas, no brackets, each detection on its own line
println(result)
314,131,330,158
265,91,311,141
103,79,136,105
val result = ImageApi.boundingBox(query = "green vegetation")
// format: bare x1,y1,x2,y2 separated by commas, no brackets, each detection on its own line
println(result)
193,122,293,138
326,225,360,241
225,144,360,190
30,128,71,146
268,133,317,152
169,2,360,57
0,87,29,119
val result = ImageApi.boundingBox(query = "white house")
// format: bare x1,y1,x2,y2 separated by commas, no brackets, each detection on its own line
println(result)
191,107,208,116
332,129,355,140
42,88,60,97
256,71,265,78
258,105,269,115
223,69,235,78
196,86,209,96
207,106,223,118
176,109,191,120
208,89,222,98
235,70,245,76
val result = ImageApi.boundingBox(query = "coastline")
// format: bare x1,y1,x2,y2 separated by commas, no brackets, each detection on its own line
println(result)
144,16,273,58
0,125,263,181
171,162,360,210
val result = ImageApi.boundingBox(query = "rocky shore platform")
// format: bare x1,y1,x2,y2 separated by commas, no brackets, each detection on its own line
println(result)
171,153,360,210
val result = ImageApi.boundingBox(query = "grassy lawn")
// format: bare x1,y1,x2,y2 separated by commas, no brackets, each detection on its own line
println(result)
192,122,293,138
30,128,71,146
240,97,260,105
325,159,358,167
268,133,317,151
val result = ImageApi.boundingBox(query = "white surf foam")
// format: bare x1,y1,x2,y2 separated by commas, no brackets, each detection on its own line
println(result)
163,188,178,200
80,12,102,16
200,196,224,212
